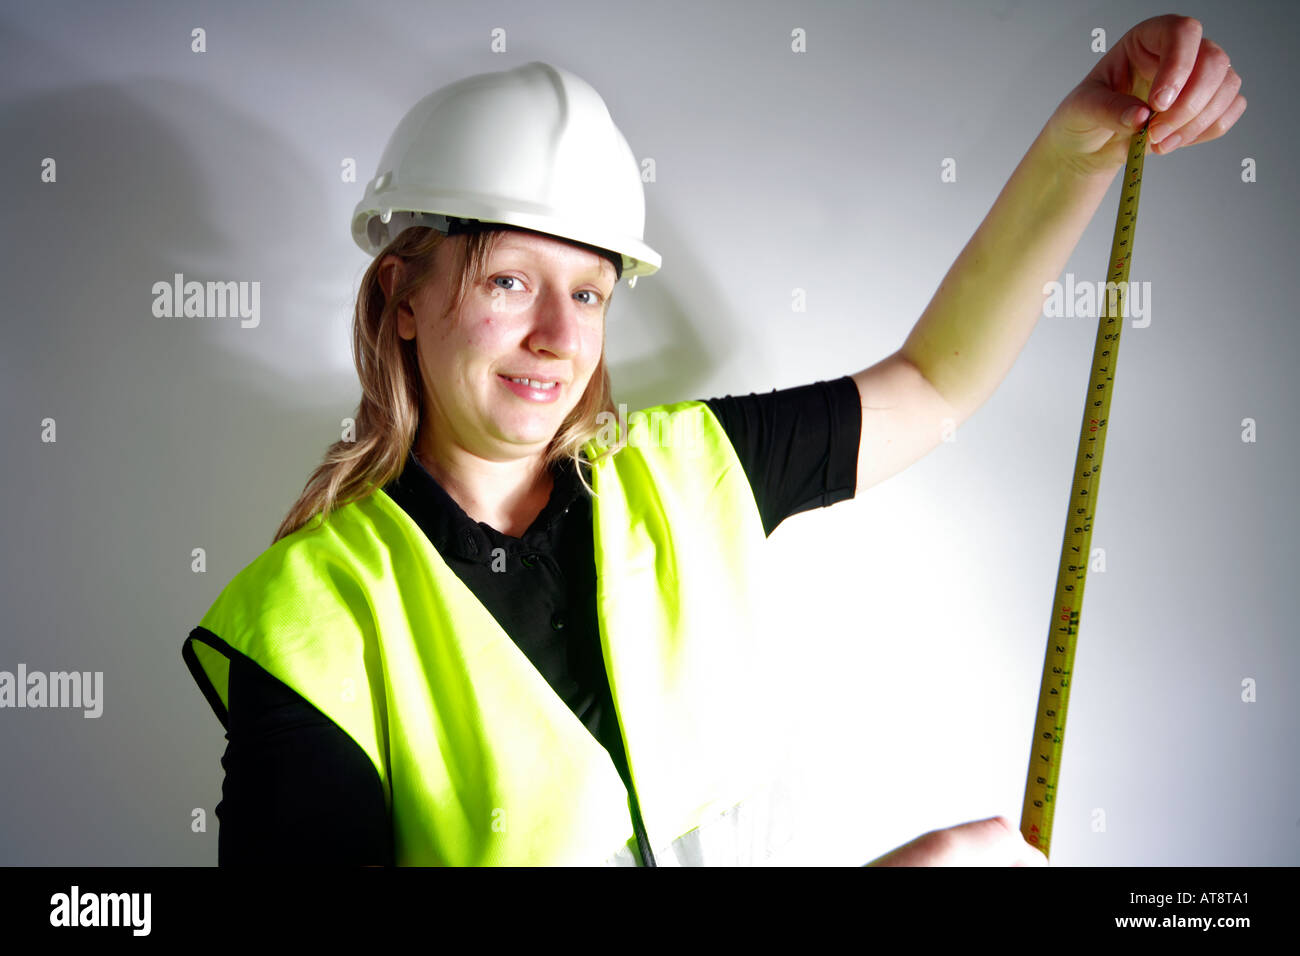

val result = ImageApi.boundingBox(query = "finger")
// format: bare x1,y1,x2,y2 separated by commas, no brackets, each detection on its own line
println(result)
1149,38,1233,148
1156,67,1242,153
1183,92,1247,148
1130,15,1205,112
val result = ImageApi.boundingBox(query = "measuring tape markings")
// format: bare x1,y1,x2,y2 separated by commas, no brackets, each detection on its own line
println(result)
1019,121,1150,859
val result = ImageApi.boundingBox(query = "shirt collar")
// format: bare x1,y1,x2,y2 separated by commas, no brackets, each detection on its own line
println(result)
380,445,591,563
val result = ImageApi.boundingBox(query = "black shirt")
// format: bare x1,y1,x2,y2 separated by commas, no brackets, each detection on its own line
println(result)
207,377,862,865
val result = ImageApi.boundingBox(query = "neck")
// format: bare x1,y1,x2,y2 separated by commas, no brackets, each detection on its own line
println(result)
415,434,554,539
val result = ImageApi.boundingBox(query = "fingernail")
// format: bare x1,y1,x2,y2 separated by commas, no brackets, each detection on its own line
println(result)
1152,86,1176,110
1125,105,1151,129
1158,133,1182,153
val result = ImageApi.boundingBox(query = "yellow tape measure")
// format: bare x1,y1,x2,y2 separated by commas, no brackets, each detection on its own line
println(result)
1019,120,1150,859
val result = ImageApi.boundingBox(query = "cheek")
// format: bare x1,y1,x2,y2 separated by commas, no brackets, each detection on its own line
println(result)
436,311,503,356
580,324,604,364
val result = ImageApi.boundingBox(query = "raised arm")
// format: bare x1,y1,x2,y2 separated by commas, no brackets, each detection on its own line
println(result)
851,14,1244,496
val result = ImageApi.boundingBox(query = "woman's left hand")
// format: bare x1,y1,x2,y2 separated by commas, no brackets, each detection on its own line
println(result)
1043,13,1246,178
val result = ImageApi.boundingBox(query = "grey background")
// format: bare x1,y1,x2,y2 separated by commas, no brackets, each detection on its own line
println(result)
1,0,1294,865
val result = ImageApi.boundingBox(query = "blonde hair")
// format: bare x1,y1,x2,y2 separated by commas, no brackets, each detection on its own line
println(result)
272,226,618,544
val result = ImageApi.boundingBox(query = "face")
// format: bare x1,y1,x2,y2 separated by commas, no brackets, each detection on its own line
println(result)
392,229,614,465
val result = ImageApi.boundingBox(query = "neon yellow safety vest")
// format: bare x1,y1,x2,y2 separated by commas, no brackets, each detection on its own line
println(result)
184,400,793,865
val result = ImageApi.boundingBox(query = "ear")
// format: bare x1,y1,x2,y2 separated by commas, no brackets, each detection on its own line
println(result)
378,255,416,339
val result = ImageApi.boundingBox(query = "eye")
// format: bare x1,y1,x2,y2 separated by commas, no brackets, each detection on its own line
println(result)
492,275,523,292
574,290,603,306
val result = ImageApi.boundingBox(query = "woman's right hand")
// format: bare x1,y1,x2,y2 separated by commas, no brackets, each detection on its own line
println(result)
866,815,1049,866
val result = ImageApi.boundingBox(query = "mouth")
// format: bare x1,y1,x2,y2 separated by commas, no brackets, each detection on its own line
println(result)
499,374,560,390
498,373,563,403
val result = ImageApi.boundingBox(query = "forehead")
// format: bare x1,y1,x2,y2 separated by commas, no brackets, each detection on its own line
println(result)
491,230,613,278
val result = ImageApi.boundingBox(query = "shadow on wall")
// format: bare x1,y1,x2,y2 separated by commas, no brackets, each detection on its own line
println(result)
602,203,738,412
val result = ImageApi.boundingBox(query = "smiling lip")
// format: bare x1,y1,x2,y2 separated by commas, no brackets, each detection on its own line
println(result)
499,372,565,386
498,373,563,403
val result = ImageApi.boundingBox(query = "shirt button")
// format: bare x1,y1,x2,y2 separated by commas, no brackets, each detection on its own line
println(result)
550,611,566,631
520,553,539,569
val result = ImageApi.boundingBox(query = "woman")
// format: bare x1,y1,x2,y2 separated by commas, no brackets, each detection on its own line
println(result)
184,17,1244,866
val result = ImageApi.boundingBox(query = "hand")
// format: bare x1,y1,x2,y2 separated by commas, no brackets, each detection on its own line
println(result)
1043,14,1246,177
866,815,1049,867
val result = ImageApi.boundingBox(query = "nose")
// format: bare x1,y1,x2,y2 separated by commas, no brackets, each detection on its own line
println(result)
526,285,584,360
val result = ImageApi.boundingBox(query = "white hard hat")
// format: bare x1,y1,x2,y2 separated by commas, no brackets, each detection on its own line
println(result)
352,61,661,284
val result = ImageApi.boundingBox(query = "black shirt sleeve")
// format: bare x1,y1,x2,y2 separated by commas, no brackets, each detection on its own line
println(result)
217,653,392,866
702,375,862,537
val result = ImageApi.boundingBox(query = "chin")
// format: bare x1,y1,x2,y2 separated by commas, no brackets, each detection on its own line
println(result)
495,416,565,449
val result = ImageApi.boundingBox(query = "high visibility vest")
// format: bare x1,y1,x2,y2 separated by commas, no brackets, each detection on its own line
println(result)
183,400,794,865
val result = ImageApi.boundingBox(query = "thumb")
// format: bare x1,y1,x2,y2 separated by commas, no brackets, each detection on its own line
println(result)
1071,80,1153,135
1014,844,1050,867
994,815,1050,866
